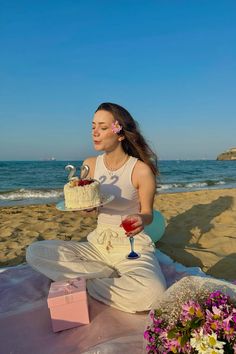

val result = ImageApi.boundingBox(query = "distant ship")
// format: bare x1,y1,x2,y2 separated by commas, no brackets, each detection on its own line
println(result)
41,157,57,161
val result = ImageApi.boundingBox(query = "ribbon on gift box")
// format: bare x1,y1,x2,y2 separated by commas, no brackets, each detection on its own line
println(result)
50,278,83,295
47,278,87,307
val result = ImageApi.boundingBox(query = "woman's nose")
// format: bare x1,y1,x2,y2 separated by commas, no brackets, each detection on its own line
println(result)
93,129,99,136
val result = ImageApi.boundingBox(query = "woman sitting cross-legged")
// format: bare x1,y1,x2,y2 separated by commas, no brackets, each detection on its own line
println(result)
26,102,166,313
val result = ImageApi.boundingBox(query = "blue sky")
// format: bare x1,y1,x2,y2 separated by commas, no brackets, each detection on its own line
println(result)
1,0,236,160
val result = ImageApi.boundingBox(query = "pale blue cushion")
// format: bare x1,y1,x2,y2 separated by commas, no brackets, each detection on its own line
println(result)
144,210,166,242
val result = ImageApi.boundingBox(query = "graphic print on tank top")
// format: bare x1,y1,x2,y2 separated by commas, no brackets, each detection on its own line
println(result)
94,154,140,223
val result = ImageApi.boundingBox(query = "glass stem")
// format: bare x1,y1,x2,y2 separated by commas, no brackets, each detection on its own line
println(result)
129,237,134,252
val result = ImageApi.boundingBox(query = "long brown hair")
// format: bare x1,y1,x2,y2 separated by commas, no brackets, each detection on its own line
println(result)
95,102,158,176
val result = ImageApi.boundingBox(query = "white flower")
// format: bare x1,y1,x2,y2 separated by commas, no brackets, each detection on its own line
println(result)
206,332,225,350
205,349,224,354
190,330,225,354
190,330,203,350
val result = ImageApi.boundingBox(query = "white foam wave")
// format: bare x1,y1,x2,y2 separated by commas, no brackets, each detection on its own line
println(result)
0,188,63,201
185,182,208,188
158,180,226,191
157,184,180,190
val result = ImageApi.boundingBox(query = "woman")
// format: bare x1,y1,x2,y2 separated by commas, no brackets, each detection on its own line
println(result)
26,102,166,313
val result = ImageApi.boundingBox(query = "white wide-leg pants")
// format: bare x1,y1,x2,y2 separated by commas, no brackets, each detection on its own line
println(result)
26,223,166,313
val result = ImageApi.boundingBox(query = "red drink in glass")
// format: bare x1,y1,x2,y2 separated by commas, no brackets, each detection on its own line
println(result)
121,219,136,232
121,217,140,259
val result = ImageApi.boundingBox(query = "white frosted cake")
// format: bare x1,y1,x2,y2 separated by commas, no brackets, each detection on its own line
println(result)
64,178,101,209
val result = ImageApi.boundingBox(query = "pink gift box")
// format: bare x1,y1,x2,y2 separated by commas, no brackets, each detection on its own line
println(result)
47,278,90,332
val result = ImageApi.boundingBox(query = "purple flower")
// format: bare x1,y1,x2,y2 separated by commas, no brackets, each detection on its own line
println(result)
144,330,150,340
205,290,230,309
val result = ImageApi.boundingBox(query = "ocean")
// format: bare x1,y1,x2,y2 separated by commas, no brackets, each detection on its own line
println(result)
1,160,236,207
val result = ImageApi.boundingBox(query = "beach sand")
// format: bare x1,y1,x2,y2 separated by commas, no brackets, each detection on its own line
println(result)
1,188,236,281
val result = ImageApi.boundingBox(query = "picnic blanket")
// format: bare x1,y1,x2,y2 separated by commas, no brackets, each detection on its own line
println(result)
0,250,226,354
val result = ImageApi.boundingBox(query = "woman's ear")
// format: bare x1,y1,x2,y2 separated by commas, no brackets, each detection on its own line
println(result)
118,136,125,142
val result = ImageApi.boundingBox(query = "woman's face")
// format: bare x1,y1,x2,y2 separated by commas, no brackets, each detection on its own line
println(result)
92,110,121,152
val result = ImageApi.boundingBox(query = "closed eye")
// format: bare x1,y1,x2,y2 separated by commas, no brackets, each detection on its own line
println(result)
92,125,108,130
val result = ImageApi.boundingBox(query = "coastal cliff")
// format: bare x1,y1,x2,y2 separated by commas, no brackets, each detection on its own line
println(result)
217,147,236,160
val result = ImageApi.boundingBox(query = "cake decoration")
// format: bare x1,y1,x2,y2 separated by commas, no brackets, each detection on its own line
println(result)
64,164,101,209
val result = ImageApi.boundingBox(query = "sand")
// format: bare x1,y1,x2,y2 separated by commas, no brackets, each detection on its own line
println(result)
1,188,236,281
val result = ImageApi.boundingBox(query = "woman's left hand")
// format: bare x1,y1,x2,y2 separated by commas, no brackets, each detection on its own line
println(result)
121,214,144,237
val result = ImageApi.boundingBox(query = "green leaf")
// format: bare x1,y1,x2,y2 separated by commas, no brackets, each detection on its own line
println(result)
154,309,163,317
190,318,204,329
167,329,178,339
180,333,189,347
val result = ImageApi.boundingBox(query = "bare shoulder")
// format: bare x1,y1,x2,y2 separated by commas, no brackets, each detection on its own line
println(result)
83,156,97,178
134,160,153,177
132,160,155,187
83,156,97,167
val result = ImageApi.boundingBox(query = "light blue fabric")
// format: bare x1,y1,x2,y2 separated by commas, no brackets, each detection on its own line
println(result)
144,210,166,242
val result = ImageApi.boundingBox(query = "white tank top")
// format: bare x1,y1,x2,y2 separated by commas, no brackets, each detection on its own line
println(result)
94,154,140,225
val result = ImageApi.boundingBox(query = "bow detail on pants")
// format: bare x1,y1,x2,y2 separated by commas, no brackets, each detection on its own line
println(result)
97,228,119,252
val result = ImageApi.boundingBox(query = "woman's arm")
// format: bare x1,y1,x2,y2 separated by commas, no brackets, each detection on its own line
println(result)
124,160,156,236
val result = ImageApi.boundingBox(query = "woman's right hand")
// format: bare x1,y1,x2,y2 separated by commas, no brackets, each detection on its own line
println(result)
79,208,98,216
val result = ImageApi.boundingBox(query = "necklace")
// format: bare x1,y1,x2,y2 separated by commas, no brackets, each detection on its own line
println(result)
104,154,129,176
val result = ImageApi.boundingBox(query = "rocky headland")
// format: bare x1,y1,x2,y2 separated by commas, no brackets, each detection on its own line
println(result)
216,147,236,160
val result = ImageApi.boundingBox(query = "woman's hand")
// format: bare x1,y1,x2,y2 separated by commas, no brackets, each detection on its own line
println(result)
121,214,144,237
79,208,98,217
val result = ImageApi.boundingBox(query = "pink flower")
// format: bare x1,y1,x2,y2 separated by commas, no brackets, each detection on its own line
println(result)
111,120,122,134
180,300,204,323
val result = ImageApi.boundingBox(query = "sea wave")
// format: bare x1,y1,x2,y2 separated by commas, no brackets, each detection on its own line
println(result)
158,180,226,192
0,188,63,201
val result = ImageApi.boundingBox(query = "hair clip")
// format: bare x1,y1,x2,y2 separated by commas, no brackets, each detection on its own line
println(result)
111,120,123,134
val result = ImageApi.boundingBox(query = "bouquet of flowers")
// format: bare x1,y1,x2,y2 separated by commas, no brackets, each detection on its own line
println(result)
144,289,236,353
